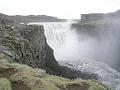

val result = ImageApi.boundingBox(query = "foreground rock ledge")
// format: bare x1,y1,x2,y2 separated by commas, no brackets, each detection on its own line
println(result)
0,53,110,90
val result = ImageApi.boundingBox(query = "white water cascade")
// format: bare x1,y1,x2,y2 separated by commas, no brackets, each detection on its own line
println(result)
29,22,120,90
30,22,80,61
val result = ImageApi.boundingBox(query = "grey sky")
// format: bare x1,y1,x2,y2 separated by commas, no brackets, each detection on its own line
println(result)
0,0,120,19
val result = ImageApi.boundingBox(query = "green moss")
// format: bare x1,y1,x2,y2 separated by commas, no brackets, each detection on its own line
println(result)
74,79,110,90
86,80,109,90
43,76,110,90
0,78,12,90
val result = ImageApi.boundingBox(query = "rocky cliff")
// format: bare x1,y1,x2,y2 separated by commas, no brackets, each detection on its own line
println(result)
71,10,120,72
0,24,98,79
0,24,60,74
80,10,120,22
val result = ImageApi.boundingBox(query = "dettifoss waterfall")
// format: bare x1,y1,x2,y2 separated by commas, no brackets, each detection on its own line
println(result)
29,21,120,90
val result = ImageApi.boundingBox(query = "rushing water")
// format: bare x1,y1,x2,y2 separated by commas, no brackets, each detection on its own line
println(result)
29,22,120,90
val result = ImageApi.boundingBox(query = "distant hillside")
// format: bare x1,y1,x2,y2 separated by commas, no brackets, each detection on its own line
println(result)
80,9,120,22
0,13,66,24
0,13,14,25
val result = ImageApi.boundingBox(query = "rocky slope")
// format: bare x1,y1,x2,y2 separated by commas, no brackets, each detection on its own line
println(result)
0,53,110,90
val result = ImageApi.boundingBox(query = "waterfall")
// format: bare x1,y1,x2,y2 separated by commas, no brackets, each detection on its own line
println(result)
29,22,120,90
29,22,80,61
29,22,120,66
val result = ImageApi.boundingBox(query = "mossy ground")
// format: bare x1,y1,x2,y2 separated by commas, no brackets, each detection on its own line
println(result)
0,78,12,90
0,53,110,90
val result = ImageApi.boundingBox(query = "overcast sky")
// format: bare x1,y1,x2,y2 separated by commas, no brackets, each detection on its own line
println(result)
0,0,120,19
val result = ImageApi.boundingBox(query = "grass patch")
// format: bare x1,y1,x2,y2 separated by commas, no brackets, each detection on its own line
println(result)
0,78,12,90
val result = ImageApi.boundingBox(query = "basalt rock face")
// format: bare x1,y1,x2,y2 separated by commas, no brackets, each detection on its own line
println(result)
80,10,120,22
0,25,59,73
72,10,120,40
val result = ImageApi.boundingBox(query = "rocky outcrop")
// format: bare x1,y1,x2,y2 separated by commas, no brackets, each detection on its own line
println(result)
0,24,58,72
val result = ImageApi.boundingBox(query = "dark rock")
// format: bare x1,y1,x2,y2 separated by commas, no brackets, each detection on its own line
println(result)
0,25,58,69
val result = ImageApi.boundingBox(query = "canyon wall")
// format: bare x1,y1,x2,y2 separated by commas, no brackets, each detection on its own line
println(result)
72,10,120,71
